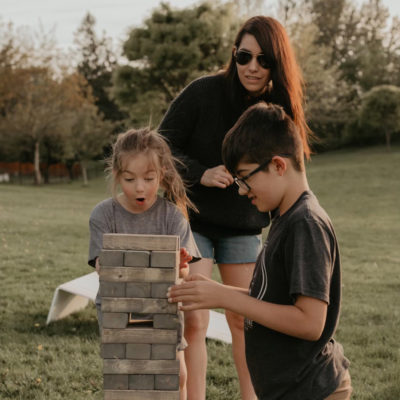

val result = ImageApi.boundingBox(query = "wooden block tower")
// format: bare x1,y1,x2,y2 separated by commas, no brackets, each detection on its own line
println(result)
99,233,181,400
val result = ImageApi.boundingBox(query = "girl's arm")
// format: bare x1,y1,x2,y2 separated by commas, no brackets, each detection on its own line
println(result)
167,274,327,341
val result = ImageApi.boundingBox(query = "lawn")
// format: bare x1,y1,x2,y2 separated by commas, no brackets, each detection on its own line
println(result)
0,146,399,399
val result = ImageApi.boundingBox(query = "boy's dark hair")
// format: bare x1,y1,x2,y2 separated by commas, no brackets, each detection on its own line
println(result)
222,102,304,174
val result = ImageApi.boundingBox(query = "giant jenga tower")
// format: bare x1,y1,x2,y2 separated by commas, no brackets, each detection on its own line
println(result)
99,233,181,400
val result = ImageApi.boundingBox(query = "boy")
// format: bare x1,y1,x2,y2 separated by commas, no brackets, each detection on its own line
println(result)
167,103,351,399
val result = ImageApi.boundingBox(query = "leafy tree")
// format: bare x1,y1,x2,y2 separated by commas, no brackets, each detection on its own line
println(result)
0,67,69,184
312,0,393,92
358,85,400,149
74,12,125,123
290,21,354,148
113,1,240,127
64,101,114,186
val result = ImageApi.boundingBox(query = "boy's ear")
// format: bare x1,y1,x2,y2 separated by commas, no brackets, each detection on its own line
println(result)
271,156,287,176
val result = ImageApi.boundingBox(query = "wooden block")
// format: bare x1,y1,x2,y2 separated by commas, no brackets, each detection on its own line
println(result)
124,250,150,267
150,251,178,268
103,234,179,251
100,281,126,297
102,328,177,344
102,313,129,329
153,314,179,329
104,390,179,400
102,298,177,314
128,374,155,390
104,359,179,375
151,344,176,360
102,344,125,359
155,374,179,390
151,283,172,299
126,282,151,298
103,374,129,390
99,250,124,266
100,267,176,283
126,344,151,359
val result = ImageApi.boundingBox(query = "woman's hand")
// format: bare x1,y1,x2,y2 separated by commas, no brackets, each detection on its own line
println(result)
167,274,226,311
200,165,234,188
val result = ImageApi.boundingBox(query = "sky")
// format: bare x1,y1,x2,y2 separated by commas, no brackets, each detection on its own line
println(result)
1,0,400,51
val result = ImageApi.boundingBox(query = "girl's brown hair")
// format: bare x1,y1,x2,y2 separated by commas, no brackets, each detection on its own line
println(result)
223,16,312,159
106,128,196,219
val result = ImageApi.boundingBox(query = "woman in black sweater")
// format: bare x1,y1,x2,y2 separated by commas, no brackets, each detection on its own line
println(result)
159,16,312,400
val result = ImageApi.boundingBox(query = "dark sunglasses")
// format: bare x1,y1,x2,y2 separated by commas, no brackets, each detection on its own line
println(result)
234,50,272,69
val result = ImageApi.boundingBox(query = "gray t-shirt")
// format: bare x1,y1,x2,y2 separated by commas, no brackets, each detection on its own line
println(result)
88,196,201,266
245,191,349,400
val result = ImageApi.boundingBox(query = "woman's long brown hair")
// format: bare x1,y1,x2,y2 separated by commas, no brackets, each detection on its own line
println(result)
223,16,312,159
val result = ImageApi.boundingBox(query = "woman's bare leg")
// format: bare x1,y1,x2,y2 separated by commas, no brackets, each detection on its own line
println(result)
184,258,214,400
219,262,257,400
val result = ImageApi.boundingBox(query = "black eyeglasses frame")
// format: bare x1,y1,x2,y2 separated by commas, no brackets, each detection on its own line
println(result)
233,154,292,192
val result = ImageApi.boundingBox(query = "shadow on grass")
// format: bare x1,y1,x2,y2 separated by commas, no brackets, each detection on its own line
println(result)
12,309,99,340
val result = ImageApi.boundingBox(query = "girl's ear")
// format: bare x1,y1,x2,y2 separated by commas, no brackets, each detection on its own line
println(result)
160,166,166,180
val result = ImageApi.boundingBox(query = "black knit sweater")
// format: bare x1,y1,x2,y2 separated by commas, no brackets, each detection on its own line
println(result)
159,74,270,237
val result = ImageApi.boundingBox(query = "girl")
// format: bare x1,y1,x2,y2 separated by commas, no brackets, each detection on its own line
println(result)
159,15,312,400
88,128,201,400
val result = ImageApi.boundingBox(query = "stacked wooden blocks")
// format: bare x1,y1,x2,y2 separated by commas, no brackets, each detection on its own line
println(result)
99,233,181,400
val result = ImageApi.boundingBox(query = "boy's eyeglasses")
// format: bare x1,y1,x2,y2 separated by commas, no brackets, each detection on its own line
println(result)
234,154,292,192
234,50,272,70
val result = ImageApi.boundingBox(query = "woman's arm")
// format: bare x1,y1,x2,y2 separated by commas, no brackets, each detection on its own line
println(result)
159,77,233,188
159,81,208,184
168,274,327,341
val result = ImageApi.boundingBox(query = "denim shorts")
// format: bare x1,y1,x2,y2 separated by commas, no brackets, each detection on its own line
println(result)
193,232,262,264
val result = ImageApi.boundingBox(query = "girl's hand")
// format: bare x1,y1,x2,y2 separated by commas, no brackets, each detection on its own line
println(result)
167,274,226,311
95,258,100,275
200,165,234,188
179,247,192,269
179,248,192,279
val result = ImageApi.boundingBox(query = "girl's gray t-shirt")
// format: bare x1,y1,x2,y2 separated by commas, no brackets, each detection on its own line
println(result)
88,196,201,266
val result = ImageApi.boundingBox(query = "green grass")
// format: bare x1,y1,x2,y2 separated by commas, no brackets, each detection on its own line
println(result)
1,146,399,399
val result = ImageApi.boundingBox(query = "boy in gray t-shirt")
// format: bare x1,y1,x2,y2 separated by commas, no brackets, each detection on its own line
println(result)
168,103,352,400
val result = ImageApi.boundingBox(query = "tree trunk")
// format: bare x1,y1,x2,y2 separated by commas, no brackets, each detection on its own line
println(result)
81,160,88,186
34,141,42,185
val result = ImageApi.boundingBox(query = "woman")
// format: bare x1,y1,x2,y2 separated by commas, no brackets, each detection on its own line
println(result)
159,16,311,400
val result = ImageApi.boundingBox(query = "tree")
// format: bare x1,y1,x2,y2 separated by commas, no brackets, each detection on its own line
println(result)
359,85,400,149
64,101,114,186
0,67,68,184
112,2,240,127
74,12,125,123
290,21,354,148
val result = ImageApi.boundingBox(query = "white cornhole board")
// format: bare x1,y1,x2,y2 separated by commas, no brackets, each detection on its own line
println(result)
46,272,232,344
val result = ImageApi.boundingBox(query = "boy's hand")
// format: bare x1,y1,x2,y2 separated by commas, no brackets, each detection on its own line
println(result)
179,247,192,279
167,273,225,311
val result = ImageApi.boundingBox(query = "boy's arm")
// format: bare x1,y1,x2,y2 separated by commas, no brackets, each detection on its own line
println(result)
167,274,327,341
